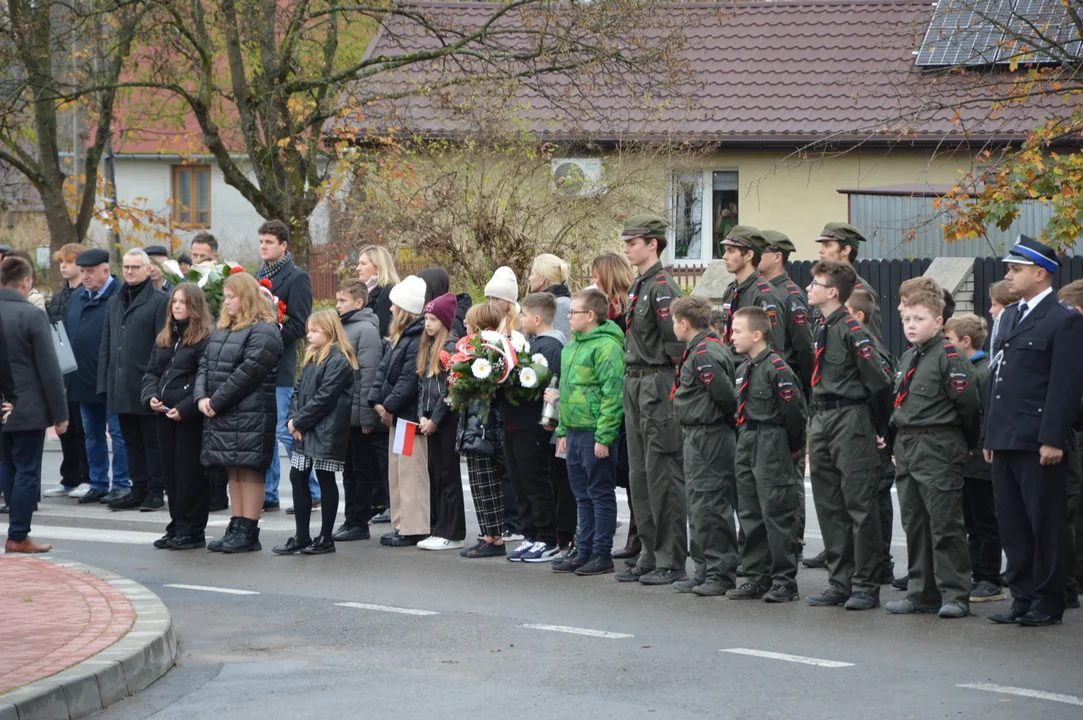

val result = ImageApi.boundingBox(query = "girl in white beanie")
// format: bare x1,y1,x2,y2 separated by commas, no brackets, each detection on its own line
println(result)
367,275,431,547
485,266,520,333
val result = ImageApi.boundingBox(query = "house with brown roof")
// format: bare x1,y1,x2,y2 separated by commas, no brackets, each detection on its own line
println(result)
342,0,1077,263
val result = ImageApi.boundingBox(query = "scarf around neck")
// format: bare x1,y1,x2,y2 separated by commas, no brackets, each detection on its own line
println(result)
258,251,293,282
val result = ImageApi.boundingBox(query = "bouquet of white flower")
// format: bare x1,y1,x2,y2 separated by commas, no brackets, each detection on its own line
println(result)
446,329,552,421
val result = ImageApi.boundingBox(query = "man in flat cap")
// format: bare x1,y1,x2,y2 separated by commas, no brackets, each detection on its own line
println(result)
719,226,786,365
761,230,815,556
984,235,1083,627
144,245,173,293
616,214,688,586
816,222,882,342
65,249,130,506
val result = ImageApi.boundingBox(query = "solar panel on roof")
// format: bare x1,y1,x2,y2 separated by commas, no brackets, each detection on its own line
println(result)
915,0,1081,67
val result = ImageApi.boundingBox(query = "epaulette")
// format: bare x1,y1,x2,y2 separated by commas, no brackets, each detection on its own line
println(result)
942,339,959,358
756,281,773,294
770,355,788,371
655,273,668,284
696,340,708,355
787,284,803,296
844,314,863,332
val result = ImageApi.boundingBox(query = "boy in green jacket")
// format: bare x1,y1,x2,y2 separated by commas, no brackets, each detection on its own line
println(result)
554,289,626,576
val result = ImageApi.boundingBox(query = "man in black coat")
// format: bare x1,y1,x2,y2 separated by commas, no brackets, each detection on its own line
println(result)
255,219,316,512
97,249,168,511
44,243,91,499
984,235,1083,627
0,257,69,553
66,249,130,505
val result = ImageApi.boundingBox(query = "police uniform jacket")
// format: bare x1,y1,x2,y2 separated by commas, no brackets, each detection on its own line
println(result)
984,294,1083,452
889,335,982,450
736,348,807,452
672,329,735,427
768,274,814,388
625,261,683,366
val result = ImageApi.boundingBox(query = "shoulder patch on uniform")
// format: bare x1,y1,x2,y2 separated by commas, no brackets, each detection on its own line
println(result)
780,386,796,402
793,310,808,326
699,371,715,385
857,344,873,360
951,377,969,393
657,307,671,320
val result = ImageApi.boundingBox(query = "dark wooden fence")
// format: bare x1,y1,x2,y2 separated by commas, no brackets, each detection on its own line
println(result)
972,255,1083,323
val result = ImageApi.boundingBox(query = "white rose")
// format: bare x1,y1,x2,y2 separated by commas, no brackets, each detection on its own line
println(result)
519,367,538,388
531,353,548,368
471,358,492,379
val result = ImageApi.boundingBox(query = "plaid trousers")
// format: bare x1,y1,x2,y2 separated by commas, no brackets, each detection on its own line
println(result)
465,452,505,538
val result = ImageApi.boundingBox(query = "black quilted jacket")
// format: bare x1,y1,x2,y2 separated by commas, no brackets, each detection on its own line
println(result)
289,345,355,462
195,321,283,469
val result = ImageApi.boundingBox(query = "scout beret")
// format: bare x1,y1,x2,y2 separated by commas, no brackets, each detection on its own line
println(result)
721,225,767,252
144,245,169,257
817,222,866,248
76,248,111,267
1002,234,1059,274
762,230,795,254
622,215,669,240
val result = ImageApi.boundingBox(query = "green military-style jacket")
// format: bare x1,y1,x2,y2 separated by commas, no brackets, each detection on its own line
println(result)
962,351,992,480
889,335,982,450
625,261,684,367
672,329,736,427
812,306,892,402
768,273,815,389
721,273,787,364
736,348,808,452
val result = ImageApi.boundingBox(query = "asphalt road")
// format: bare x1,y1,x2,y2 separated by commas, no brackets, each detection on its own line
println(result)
14,442,1083,719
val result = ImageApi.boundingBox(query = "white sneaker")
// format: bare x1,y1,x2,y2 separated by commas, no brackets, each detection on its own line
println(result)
67,484,90,499
43,484,73,498
417,536,464,551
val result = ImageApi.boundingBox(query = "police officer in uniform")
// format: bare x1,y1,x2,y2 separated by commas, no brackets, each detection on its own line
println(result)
760,230,814,557
984,236,1083,626
814,223,882,342
616,215,688,586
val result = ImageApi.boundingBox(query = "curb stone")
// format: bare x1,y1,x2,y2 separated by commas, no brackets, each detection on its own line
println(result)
0,558,176,720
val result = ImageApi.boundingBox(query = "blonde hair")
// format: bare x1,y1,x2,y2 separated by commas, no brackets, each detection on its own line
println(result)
157,283,213,348
532,253,570,287
989,279,1019,307
417,317,451,377
359,245,401,287
465,304,502,334
53,243,84,263
945,313,989,349
302,309,359,370
217,273,276,330
592,253,635,313
388,305,418,347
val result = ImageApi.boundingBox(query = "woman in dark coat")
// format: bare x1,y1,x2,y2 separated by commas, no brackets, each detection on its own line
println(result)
142,282,213,550
196,272,283,554
356,245,400,339
273,310,357,556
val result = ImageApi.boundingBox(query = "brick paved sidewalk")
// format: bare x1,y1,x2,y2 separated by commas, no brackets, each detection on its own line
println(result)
0,556,135,694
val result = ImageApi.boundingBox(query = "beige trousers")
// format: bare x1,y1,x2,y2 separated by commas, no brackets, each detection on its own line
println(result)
388,422,431,536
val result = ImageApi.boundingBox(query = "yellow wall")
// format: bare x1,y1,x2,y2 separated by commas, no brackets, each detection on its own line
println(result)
699,147,981,260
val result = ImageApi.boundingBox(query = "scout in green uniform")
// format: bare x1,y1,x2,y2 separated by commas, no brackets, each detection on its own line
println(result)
813,223,883,342
805,260,893,611
760,230,814,556
616,215,688,586
728,307,808,602
669,296,739,597
719,226,787,366
885,288,981,618
847,288,899,585
944,314,1007,603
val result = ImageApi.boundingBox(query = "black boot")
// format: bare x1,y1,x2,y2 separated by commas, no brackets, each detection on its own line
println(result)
208,517,240,552
222,518,261,553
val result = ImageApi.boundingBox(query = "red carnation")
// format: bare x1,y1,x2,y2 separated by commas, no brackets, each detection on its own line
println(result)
259,278,273,289
230,266,246,275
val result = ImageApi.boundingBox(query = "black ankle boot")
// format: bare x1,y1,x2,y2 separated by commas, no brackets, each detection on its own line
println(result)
208,517,240,552
222,518,261,553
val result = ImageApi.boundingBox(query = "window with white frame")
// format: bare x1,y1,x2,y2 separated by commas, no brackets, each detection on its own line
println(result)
668,170,739,264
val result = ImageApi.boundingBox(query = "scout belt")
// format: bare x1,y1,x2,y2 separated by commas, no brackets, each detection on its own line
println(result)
739,419,782,431
626,366,670,378
810,395,863,411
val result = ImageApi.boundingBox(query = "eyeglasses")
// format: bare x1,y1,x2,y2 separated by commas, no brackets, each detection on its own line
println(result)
808,280,834,289
568,310,593,316
122,265,145,272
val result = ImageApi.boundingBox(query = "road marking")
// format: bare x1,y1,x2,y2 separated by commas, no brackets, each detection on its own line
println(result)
335,602,439,616
30,525,165,545
720,648,853,668
163,584,260,596
520,623,634,639
958,683,1083,707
